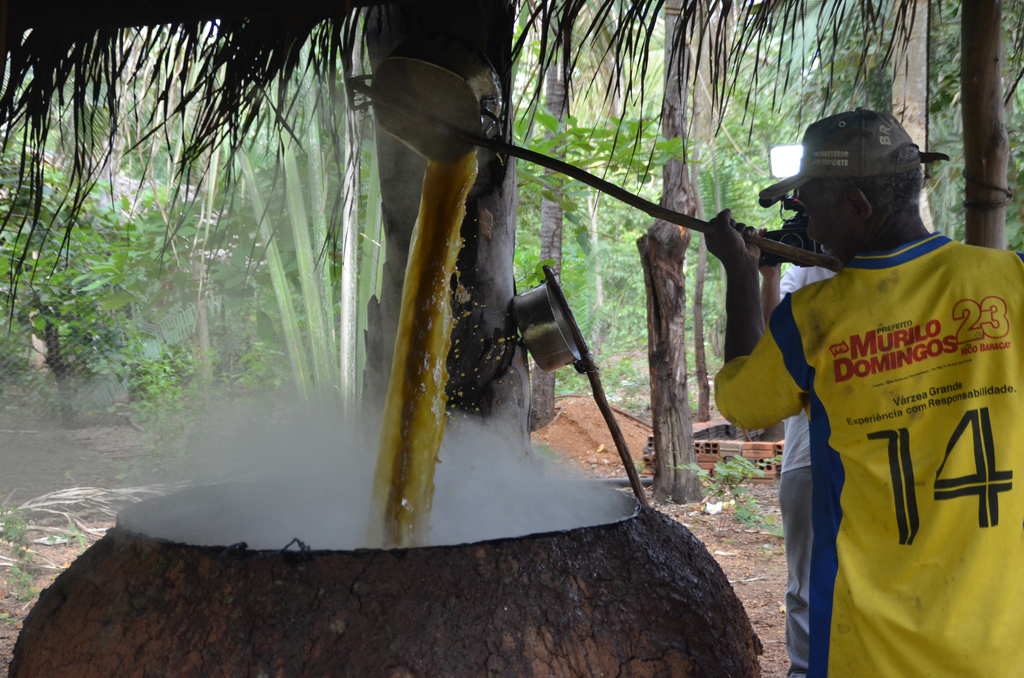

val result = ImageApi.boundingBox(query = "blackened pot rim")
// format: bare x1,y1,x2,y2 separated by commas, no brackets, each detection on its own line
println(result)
113,481,641,556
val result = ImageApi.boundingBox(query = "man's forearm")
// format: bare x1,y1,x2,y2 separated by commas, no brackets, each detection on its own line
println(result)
759,266,781,327
724,265,764,361
703,209,769,360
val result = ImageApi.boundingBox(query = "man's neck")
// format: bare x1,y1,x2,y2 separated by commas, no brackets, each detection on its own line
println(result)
845,212,929,261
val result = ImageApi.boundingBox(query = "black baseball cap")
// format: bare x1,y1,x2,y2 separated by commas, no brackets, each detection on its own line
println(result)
759,109,949,207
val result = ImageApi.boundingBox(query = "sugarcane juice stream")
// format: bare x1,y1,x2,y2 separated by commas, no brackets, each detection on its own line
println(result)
371,151,477,547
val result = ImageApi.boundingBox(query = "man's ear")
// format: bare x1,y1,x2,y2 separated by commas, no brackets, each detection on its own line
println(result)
845,186,873,220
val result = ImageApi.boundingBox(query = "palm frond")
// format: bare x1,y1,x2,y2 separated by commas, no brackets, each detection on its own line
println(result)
1,11,366,277
0,0,1001,280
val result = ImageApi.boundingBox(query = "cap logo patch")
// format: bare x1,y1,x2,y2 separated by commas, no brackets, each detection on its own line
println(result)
879,123,892,145
809,149,849,167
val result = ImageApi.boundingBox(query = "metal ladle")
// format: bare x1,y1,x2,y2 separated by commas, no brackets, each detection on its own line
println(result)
354,65,842,271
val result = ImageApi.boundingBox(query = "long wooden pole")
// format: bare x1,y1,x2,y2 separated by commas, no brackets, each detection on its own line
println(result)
353,80,842,270
543,266,650,509
476,134,840,270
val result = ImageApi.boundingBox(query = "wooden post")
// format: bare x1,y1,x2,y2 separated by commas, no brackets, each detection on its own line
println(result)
364,1,530,445
961,0,1009,249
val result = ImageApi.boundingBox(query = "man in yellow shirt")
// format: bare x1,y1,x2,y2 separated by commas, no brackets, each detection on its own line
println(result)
707,109,1024,677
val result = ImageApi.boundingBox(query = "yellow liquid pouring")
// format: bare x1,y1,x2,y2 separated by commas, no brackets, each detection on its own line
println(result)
371,152,478,547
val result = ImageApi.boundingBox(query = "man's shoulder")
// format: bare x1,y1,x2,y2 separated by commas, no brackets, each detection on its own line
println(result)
935,239,1024,277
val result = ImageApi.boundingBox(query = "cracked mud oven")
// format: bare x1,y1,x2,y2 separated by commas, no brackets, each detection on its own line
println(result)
10,483,761,677
3,401,789,676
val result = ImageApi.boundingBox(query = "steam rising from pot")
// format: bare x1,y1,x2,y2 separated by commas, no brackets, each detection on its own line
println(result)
118,405,632,550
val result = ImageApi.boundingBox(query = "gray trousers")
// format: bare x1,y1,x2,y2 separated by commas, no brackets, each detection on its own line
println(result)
779,466,813,678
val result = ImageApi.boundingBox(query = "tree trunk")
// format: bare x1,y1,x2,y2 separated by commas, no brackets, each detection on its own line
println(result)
640,0,701,504
530,37,569,432
689,2,721,425
193,251,212,388
42,319,75,427
693,235,711,422
12,496,761,677
639,225,700,504
892,0,934,231
364,1,530,444
961,0,1009,248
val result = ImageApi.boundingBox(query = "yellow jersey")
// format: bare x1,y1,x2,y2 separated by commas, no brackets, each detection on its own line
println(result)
716,234,1024,677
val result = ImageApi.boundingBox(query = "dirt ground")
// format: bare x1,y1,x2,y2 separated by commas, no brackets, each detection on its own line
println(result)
533,394,656,478
1,398,789,676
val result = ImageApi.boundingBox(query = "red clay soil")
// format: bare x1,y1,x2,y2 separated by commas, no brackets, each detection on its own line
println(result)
533,395,654,478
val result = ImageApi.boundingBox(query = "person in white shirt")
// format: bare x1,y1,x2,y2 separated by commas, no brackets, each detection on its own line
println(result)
760,264,834,678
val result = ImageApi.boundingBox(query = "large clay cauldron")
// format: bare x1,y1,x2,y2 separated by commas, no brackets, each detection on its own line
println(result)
11,489,760,677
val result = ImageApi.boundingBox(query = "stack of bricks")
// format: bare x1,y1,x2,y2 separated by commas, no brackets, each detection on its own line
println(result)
692,439,785,482
694,440,720,474
718,440,743,459
742,441,782,483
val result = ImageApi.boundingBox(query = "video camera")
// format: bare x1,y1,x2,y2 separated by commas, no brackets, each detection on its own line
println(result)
757,196,824,267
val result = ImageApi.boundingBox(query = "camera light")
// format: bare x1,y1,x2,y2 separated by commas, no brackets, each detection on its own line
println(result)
770,144,803,179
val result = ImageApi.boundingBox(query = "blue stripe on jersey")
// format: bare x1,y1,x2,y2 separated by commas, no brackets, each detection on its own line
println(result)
807,386,844,678
769,295,812,390
845,233,951,270
770,297,845,677
1017,252,1024,264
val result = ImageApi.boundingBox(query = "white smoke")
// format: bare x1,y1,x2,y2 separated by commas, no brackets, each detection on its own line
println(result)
118,403,634,550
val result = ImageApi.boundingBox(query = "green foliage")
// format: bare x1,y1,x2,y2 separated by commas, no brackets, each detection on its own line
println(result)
1,504,37,600
128,344,195,405
239,141,347,401
682,456,776,531
7,565,37,601
0,54,375,447
125,344,197,462
0,327,37,394
514,111,667,386
700,456,764,499
0,168,142,379
224,339,287,393
0,505,29,559
583,352,649,413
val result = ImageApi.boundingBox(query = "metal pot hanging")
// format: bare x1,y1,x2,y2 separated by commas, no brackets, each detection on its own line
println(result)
511,281,582,373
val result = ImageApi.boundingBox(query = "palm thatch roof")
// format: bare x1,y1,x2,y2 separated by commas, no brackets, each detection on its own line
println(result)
0,0,1018,274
